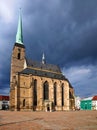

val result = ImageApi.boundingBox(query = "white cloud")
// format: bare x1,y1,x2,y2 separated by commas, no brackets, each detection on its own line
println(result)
0,0,26,24
0,0,15,23
62,66,91,84
62,65,97,97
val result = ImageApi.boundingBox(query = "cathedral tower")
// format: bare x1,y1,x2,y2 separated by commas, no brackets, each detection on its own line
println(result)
10,10,25,110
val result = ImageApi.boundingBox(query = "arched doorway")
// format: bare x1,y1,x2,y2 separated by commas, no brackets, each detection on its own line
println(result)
44,100,52,112
47,104,50,111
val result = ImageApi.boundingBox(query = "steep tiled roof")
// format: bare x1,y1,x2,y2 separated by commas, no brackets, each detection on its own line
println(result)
19,68,66,80
92,95,97,100
26,59,61,73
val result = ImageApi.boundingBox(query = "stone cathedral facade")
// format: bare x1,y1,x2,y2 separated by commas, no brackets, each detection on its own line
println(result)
10,12,75,111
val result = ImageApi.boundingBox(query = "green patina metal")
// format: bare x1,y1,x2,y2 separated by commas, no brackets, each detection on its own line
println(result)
16,9,23,44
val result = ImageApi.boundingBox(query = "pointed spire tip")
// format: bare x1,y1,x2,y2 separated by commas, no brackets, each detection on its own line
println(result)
16,9,23,45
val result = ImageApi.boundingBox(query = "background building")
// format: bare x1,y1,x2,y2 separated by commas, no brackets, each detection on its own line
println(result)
0,95,9,110
92,95,97,110
80,97,92,110
75,96,81,110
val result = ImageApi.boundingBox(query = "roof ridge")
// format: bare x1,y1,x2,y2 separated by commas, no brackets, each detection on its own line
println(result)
27,58,60,67
26,58,61,73
19,67,65,80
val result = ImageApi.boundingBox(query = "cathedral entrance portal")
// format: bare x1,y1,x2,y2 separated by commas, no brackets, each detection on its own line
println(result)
44,100,52,112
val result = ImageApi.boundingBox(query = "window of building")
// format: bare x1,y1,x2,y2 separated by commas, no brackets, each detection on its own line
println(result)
54,82,57,106
33,79,37,106
61,83,64,106
17,49,21,59
2,101,8,104
43,81,49,100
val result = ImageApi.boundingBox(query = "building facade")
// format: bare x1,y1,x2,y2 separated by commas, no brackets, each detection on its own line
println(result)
80,97,92,110
10,11,75,111
75,96,81,110
92,96,97,110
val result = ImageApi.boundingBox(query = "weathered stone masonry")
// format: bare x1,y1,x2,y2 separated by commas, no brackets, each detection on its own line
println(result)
10,11,75,111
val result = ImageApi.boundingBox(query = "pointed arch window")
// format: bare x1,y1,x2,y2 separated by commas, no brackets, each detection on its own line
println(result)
54,82,57,106
33,79,37,106
43,81,49,100
61,83,64,106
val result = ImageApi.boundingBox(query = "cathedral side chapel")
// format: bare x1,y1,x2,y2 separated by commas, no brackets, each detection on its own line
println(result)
10,11,75,111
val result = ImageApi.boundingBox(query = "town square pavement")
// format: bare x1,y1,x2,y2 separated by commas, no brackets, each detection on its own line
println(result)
0,110,97,130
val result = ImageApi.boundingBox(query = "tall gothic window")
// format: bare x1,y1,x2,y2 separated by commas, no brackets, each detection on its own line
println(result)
33,79,37,106
43,81,49,100
54,82,57,106
61,83,64,106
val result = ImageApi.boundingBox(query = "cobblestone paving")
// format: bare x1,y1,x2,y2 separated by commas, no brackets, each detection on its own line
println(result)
0,111,97,130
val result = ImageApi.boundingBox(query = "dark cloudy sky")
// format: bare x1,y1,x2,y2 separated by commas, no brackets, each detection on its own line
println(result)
0,0,97,98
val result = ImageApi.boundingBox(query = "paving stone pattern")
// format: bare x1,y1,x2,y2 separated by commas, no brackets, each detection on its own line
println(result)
0,111,97,130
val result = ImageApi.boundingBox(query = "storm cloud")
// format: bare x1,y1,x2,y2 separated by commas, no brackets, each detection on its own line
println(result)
0,0,97,97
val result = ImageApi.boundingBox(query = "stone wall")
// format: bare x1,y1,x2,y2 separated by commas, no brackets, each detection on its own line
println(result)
14,74,70,111
10,44,25,110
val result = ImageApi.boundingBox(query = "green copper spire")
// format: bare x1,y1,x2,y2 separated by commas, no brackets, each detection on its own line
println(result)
16,9,23,44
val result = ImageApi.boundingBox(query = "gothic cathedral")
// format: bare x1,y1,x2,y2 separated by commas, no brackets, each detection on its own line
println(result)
10,11,75,111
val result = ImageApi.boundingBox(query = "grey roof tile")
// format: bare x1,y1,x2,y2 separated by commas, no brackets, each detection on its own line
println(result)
26,59,61,73
19,68,66,80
